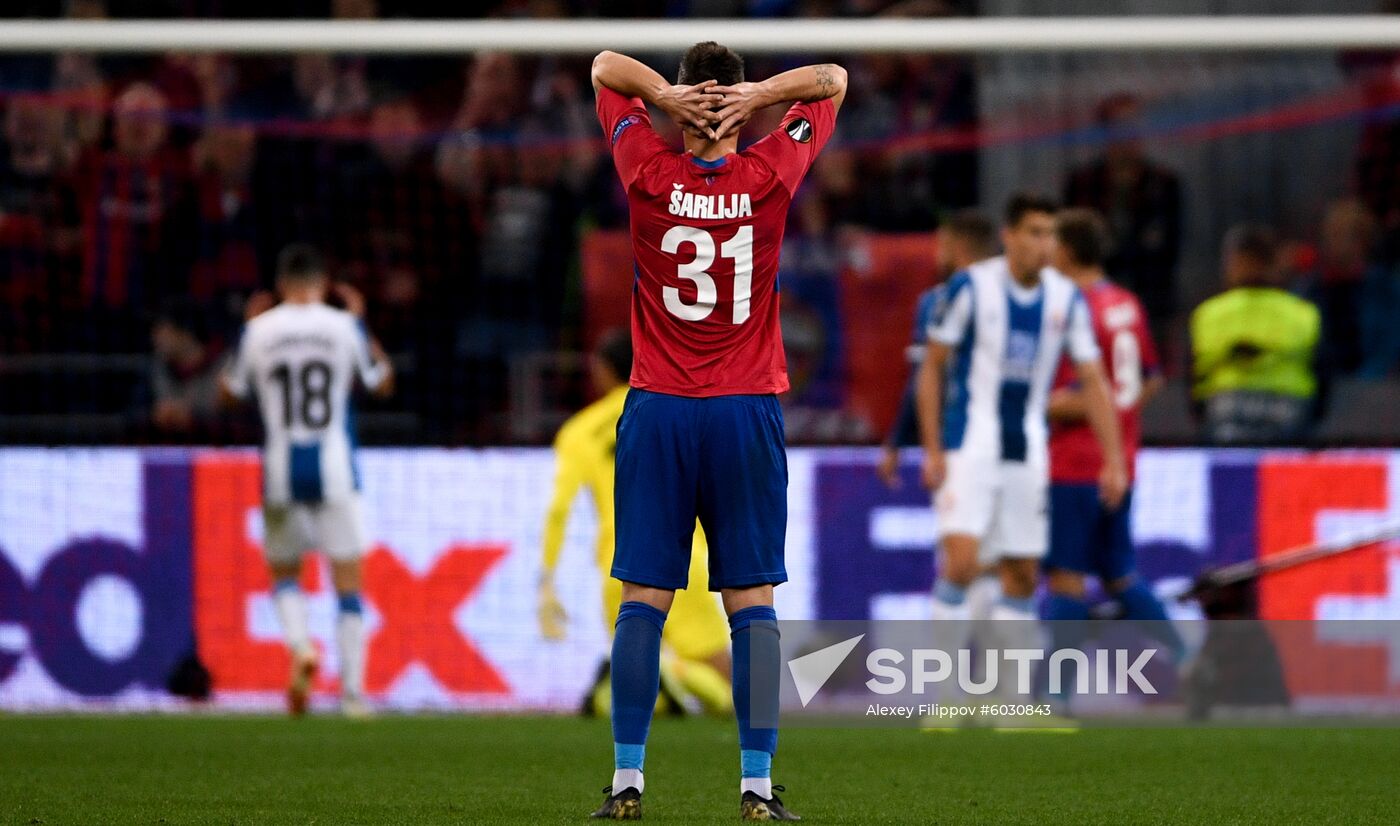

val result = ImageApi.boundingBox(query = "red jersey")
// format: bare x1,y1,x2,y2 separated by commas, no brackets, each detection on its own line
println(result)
596,88,836,396
1049,279,1161,483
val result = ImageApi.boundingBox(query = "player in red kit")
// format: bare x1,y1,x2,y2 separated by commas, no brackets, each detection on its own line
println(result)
589,44,845,821
1043,209,1183,696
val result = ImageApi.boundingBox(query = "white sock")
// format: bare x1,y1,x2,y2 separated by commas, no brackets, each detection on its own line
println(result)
930,583,973,650
966,574,1002,624
273,584,311,656
931,583,973,705
337,610,364,700
988,596,1043,703
741,777,772,799
611,769,644,794
989,597,1037,625
990,596,1042,652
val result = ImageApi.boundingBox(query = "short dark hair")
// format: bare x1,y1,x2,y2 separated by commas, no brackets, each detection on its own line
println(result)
1223,223,1278,264
1004,193,1058,228
277,243,326,282
678,41,744,88
941,208,998,258
1056,208,1111,268
595,328,633,382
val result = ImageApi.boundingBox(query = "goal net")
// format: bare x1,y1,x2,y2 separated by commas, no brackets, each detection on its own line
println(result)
1,12,1398,445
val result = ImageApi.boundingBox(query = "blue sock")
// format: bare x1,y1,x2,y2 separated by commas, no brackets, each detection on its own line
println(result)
611,601,667,770
337,591,363,615
932,579,966,606
741,748,772,779
1115,581,1185,660
1042,593,1091,702
615,743,645,772
730,606,779,763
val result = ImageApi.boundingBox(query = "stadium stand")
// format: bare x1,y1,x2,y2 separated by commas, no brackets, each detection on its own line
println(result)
1,0,1398,448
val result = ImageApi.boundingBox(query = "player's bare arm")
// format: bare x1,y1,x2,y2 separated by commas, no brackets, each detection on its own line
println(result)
367,336,395,399
332,282,366,319
916,341,951,491
1047,386,1083,423
218,294,272,409
217,354,247,411
876,443,901,489
591,50,724,138
244,290,276,321
1074,359,1129,508
216,377,242,410
1140,373,1165,407
710,63,848,139
330,282,395,398
1050,373,1164,423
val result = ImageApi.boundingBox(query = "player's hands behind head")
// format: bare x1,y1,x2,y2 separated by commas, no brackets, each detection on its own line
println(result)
656,81,724,140
709,82,770,140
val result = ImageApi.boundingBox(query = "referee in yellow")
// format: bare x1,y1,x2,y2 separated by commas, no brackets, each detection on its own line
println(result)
537,329,733,716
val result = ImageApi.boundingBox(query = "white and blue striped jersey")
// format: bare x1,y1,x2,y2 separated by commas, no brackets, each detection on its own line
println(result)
224,303,389,505
926,256,1099,465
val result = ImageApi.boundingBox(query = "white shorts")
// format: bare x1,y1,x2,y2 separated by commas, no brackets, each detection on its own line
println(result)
934,453,1048,560
262,495,368,565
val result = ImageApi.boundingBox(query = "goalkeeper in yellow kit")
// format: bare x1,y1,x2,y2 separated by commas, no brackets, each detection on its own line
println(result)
537,330,733,716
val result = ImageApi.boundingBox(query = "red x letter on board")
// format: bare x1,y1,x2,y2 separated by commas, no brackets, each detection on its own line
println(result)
364,544,510,694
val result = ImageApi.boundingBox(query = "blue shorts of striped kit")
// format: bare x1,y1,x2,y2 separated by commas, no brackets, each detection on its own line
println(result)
612,388,788,592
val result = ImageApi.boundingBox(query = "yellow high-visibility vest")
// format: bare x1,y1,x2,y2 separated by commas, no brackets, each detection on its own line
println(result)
1190,287,1320,400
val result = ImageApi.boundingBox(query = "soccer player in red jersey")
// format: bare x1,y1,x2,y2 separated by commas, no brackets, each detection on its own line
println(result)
589,44,846,820
1043,209,1183,673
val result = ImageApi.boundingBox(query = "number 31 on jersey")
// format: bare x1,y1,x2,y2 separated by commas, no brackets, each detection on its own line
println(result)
661,225,753,325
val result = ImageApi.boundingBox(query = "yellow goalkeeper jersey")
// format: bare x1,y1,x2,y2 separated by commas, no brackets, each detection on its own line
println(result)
542,385,727,662
543,385,628,571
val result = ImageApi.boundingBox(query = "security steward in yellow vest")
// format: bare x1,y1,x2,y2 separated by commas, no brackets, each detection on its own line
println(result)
1190,224,1323,445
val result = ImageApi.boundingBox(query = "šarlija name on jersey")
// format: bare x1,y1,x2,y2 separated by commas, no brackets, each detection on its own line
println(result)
668,185,753,220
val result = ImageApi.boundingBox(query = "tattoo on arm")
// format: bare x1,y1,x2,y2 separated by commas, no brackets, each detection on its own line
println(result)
814,64,835,98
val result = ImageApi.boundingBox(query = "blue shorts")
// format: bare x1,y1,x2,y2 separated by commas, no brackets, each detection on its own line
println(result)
613,388,788,592
1045,484,1136,583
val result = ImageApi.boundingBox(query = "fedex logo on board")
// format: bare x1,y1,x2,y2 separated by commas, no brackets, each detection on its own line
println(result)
0,450,517,706
1255,454,1400,621
0,453,192,700
1253,455,1400,698
3,448,1397,711
190,454,510,700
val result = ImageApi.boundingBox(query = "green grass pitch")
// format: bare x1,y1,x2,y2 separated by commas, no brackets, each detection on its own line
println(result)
3,715,1398,824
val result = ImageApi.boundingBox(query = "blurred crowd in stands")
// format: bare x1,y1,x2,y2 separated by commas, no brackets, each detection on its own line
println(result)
1,0,1398,446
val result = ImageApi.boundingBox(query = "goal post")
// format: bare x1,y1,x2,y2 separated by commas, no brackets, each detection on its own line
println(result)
1,16,1399,55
